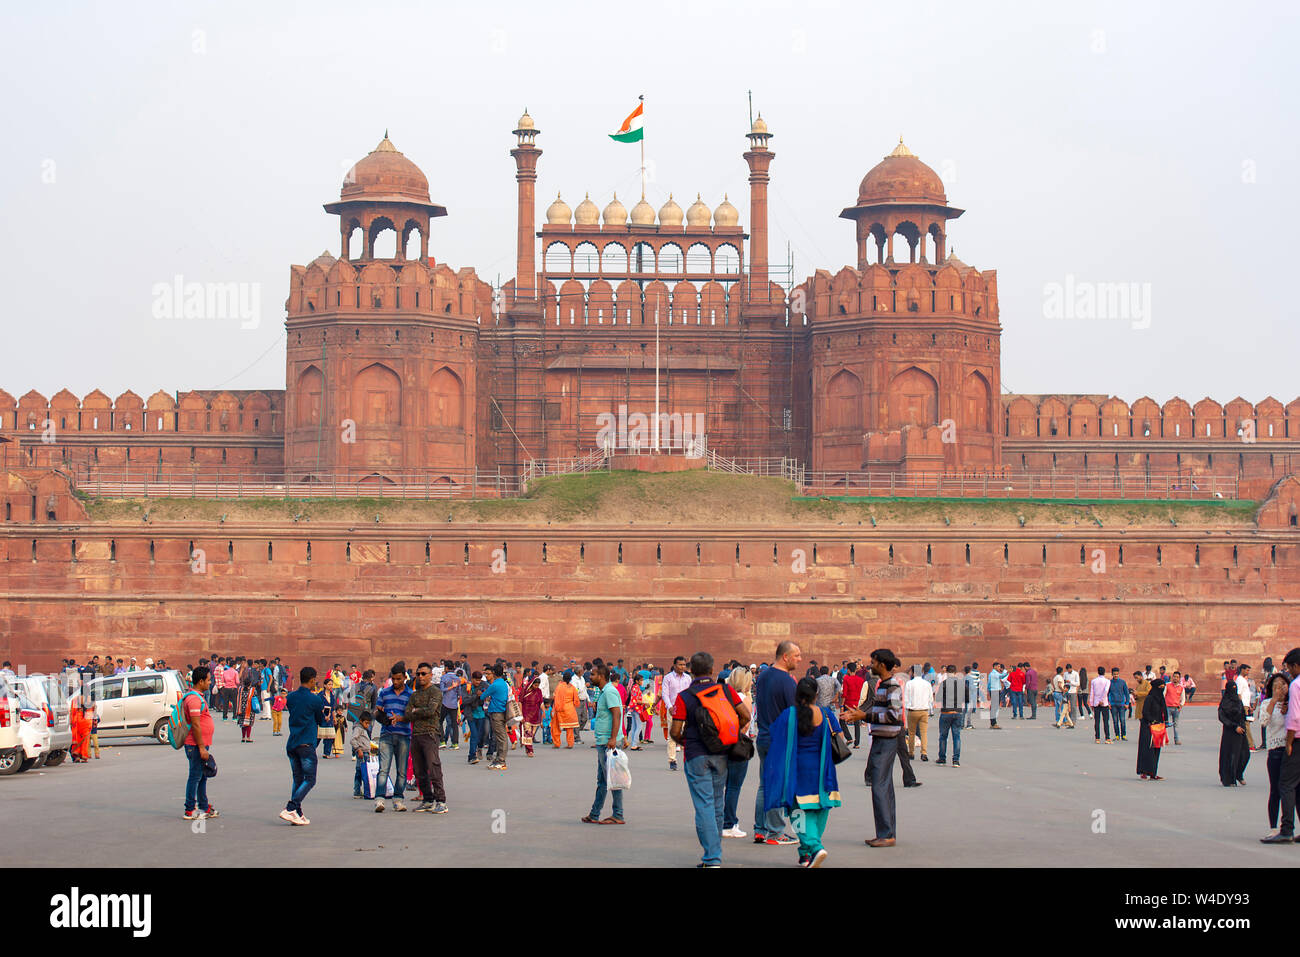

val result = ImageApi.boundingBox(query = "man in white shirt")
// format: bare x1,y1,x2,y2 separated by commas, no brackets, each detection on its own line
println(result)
537,666,551,702
904,668,934,761
658,656,692,771
1063,665,1080,726
1237,665,1256,749
1088,666,1112,743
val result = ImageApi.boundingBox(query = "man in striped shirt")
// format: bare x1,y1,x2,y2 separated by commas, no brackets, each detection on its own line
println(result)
373,661,413,813
842,648,903,847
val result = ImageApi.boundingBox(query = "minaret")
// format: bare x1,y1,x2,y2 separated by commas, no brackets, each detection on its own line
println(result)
510,110,541,305
743,113,774,301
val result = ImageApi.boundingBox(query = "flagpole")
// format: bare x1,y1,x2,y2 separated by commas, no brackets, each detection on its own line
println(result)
639,93,646,199
654,306,660,452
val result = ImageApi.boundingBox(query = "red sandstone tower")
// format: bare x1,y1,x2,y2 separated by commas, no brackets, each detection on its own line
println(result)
800,139,1001,472
283,135,491,483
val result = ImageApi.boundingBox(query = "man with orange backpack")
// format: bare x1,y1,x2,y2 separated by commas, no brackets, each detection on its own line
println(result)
670,651,753,868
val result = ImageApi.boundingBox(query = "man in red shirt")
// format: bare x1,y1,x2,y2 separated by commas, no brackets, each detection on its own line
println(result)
183,666,217,821
1009,664,1027,719
841,662,867,749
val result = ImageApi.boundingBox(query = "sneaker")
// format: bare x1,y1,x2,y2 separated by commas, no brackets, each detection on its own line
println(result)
920,754,928,762
721,826,747,838
809,848,829,868
753,834,768,844
414,801,435,812
393,801,408,812
278,809,299,824
953,761,961,767
294,814,310,826
904,781,923,788
765,834,798,846
353,793,363,799
439,742,448,749
669,760,678,771
469,758,480,765
797,854,811,867
1259,832,1295,844
451,744,459,750
496,764,507,771
935,758,947,766
374,800,385,813
433,802,448,814
204,807,219,819
183,809,204,821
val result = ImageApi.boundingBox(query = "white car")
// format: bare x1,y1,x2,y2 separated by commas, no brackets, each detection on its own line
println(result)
7,674,72,766
0,678,50,775
81,670,186,744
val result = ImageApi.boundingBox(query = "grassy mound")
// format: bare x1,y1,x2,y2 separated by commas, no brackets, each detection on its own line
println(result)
79,470,1258,528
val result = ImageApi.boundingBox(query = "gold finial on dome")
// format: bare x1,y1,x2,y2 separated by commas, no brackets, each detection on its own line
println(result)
659,193,683,226
545,191,572,226
686,193,711,227
713,193,739,228
887,136,916,158
574,192,600,226
602,192,628,226
630,196,656,226
374,132,398,153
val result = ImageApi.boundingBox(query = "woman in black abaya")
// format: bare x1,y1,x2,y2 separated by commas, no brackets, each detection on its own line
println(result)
1137,677,1168,780
1218,681,1249,786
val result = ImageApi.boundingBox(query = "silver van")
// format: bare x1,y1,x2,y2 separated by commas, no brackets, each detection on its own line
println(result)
82,670,186,744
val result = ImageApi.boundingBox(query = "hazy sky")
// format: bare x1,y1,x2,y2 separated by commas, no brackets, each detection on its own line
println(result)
2,0,1296,406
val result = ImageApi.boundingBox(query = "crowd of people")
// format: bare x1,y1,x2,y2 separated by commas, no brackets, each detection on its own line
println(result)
24,644,1300,864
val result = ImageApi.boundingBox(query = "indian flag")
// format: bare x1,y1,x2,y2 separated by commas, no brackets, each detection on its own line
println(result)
609,98,644,143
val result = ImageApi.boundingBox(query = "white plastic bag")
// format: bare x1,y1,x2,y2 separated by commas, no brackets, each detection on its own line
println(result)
607,748,631,791
365,755,379,798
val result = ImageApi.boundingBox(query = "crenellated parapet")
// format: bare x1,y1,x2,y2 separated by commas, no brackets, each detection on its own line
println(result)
1003,394,1300,442
0,388,284,436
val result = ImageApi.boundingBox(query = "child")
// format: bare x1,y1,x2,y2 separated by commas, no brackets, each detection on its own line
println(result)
271,688,286,736
351,711,374,799
89,710,100,758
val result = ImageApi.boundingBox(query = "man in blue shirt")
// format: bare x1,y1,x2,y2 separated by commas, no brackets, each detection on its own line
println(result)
1107,668,1130,741
373,661,413,812
965,663,983,729
751,640,800,846
482,664,511,770
439,664,462,750
280,666,329,826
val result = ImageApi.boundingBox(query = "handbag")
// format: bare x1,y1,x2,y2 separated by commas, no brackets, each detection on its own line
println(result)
728,734,755,762
251,693,262,714
506,695,523,724
1149,722,1169,748
318,705,335,739
830,723,852,764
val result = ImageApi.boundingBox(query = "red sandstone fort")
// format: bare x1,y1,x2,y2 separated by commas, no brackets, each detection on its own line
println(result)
1,111,1297,673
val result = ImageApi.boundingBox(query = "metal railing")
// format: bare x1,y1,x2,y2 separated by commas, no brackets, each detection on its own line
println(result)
75,468,521,500
521,448,611,485
796,470,1240,500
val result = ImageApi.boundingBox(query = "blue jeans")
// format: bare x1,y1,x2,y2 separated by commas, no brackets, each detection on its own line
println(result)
286,744,317,814
468,716,487,758
685,753,728,865
441,708,459,745
589,746,624,821
937,712,961,763
1167,706,1181,745
183,744,208,812
752,738,791,839
376,734,410,802
1053,691,1068,723
353,755,371,798
627,712,644,747
1110,703,1127,737
1011,690,1024,718
722,754,750,830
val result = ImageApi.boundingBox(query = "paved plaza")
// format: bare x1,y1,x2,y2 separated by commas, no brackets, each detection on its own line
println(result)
5,705,1297,868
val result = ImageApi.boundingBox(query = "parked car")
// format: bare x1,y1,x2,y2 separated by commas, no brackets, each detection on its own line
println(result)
8,673,71,766
0,677,50,774
81,670,186,744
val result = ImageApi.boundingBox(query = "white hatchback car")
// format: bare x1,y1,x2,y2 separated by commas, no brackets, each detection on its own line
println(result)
7,674,72,766
0,677,50,774
81,670,187,744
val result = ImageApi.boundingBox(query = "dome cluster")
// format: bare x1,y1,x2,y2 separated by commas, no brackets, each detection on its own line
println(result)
545,191,739,228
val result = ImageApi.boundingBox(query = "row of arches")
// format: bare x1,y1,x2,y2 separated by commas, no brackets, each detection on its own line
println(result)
796,263,996,321
856,220,947,266
542,241,741,277
824,367,993,432
1004,395,1300,441
293,363,465,431
541,278,743,326
291,256,492,320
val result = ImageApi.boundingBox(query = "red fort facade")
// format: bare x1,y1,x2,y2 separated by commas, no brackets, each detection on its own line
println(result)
2,113,1298,491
